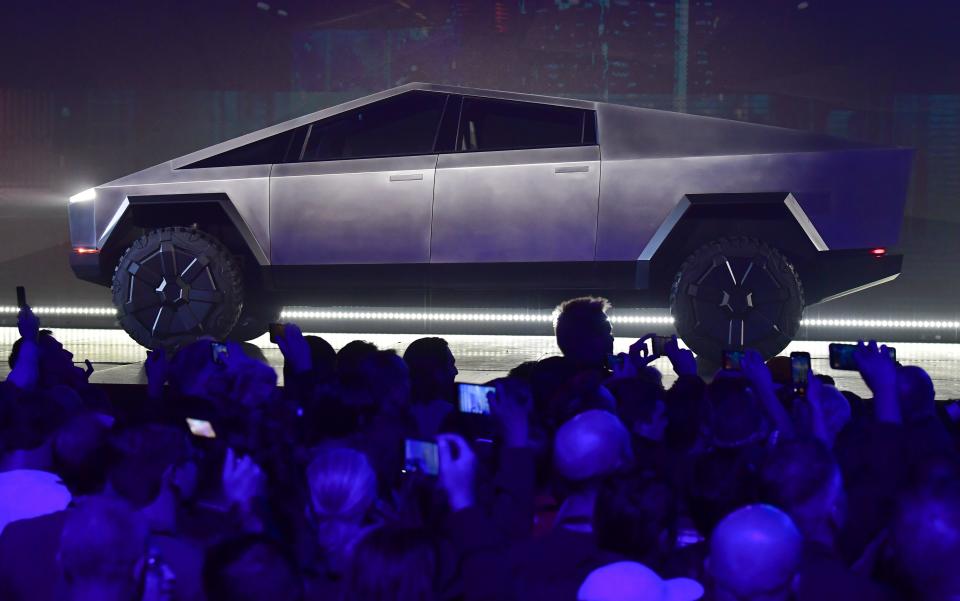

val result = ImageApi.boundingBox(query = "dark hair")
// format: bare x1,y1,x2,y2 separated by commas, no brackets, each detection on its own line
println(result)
358,350,410,413
897,365,936,421
107,423,191,508
594,472,678,569
0,392,66,453
553,296,611,358
606,378,664,431
53,411,111,496
337,340,379,383
760,438,838,529
707,377,764,447
403,337,454,403
340,525,436,601
8,329,53,369
203,534,302,601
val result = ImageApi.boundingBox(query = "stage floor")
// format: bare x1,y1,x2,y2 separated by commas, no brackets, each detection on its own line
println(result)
2,327,960,400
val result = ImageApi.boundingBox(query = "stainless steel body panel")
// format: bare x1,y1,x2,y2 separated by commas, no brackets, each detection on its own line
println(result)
597,148,912,261
271,154,438,265
431,146,600,263
80,163,272,263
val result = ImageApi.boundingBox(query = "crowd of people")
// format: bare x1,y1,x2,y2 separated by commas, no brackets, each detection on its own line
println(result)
1,296,958,601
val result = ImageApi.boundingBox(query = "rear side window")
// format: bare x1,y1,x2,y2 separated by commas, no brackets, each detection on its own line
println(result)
300,91,447,162
181,129,299,169
457,97,593,152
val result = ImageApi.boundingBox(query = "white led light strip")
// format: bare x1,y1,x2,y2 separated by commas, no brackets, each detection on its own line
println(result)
0,306,957,330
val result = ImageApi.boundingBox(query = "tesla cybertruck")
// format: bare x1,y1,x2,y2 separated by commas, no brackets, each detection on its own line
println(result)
68,83,912,358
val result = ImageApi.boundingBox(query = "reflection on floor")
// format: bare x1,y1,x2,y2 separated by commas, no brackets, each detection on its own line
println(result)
2,327,960,399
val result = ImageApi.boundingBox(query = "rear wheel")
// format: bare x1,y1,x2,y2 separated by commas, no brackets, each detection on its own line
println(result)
112,227,243,350
669,236,804,361
228,298,282,342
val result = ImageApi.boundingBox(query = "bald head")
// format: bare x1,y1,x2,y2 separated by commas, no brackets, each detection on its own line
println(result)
554,409,632,482
709,505,802,600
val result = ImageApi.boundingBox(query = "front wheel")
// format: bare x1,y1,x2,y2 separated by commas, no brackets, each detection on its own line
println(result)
112,227,244,350
669,237,804,361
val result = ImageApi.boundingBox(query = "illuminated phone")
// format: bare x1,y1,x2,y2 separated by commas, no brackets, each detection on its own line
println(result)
651,335,671,357
722,349,744,371
211,342,228,364
403,439,439,476
458,383,495,415
268,323,285,344
829,343,896,371
791,352,811,396
607,353,625,370
186,418,216,438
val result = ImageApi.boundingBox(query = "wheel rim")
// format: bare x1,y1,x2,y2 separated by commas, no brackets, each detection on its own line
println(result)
683,253,791,348
123,240,225,339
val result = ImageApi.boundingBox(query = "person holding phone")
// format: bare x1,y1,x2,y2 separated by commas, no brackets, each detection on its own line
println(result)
404,337,458,438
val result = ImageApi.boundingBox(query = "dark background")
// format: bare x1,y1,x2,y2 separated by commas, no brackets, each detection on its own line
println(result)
1,0,958,324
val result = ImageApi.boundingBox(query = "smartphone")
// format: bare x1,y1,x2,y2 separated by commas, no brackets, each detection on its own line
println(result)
722,349,744,371
607,353,625,370
791,352,811,396
211,342,228,365
268,323,285,344
651,335,671,357
829,343,896,371
403,439,439,476
186,418,216,438
458,383,495,415
15,286,26,309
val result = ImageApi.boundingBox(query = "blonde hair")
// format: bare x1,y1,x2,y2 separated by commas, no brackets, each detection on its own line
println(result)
307,447,378,569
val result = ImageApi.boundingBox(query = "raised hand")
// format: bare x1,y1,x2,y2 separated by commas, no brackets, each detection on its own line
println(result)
17,305,39,342
275,322,312,374
741,349,775,394
222,447,265,512
664,335,697,377
627,334,658,371
437,433,477,512
854,340,900,423
489,378,532,448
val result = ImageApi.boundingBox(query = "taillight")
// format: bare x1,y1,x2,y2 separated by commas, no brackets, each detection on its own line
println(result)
870,248,886,257
72,247,99,255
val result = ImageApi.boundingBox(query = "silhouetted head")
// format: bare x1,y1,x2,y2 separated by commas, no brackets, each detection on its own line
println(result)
203,534,302,601
403,337,458,404
60,496,148,600
10,330,86,389
607,378,667,441
554,409,633,483
897,365,936,422
707,377,765,448
282,335,337,385
761,438,845,541
892,480,960,600
307,447,378,566
337,340,379,382
53,410,111,496
107,423,195,508
708,505,802,601
554,297,614,370
358,350,411,414
578,561,703,601
340,525,437,601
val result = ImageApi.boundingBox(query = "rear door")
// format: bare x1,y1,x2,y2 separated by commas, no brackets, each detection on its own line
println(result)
270,91,448,265
430,96,600,264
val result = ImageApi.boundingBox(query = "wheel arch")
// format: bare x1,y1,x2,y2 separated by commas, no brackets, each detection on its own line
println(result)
99,193,268,287
642,192,825,295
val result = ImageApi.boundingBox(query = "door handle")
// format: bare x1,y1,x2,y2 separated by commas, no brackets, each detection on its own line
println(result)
555,165,589,174
389,173,424,182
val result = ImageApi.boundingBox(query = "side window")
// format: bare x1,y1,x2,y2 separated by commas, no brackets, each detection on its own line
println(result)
300,91,447,162
457,98,592,152
181,128,301,169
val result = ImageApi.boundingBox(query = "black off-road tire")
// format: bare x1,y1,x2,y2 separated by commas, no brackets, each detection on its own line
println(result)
112,227,244,350
669,237,804,361
228,299,282,342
